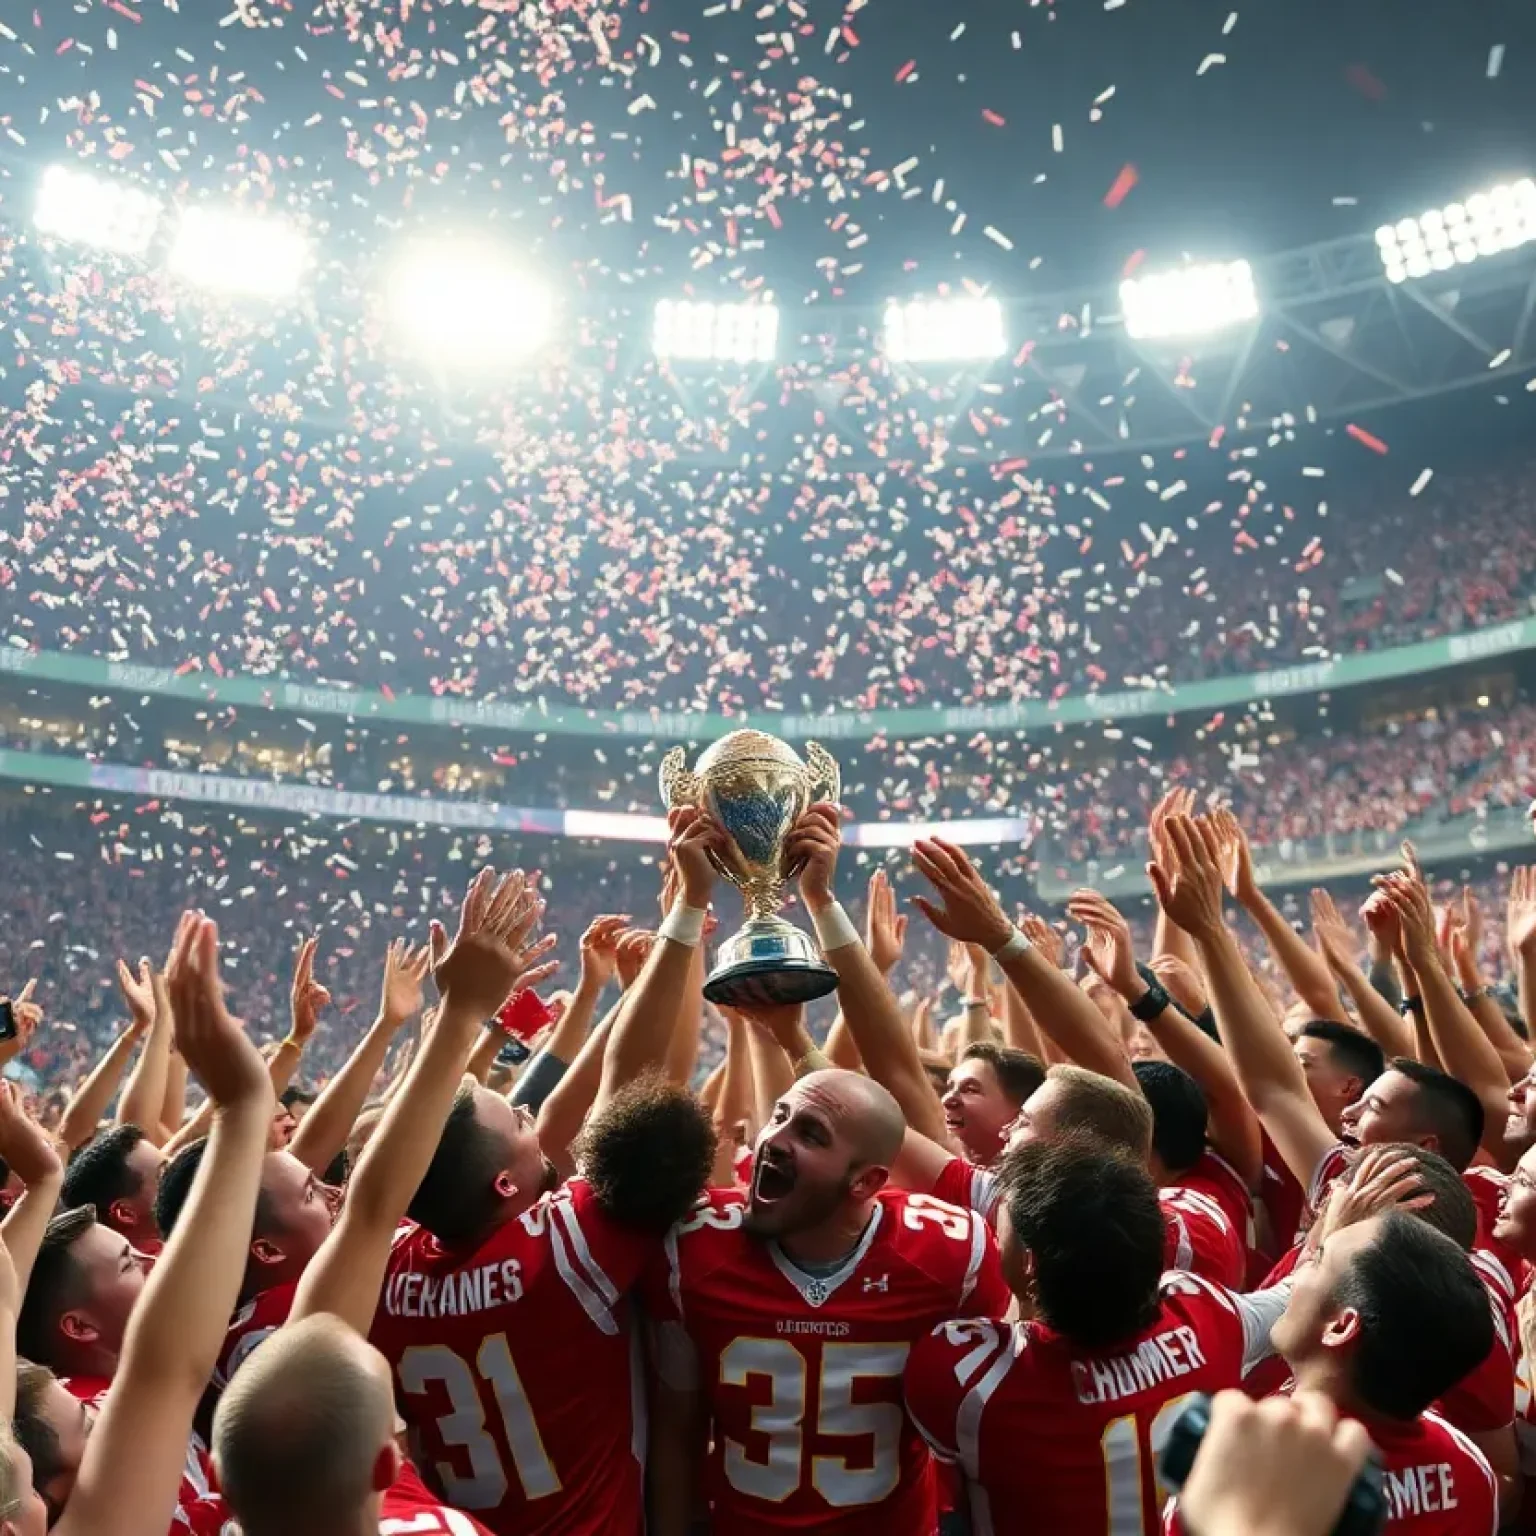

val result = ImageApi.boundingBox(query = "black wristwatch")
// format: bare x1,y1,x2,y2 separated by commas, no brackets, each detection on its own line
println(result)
1129,980,1172,1022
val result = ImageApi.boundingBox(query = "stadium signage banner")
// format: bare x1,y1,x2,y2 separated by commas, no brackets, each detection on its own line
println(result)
1,615,1530,743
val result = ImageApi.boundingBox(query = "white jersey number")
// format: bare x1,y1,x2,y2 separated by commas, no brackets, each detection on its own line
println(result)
397,1335,561,1510
719,1338,907,1508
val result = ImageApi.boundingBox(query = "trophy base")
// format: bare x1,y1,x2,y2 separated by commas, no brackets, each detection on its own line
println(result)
703,917,840,1009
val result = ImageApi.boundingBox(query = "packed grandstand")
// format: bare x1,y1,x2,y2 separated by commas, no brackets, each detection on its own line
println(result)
2,3,1536,1536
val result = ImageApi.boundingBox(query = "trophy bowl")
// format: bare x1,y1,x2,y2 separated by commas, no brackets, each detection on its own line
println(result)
659,729,842,1008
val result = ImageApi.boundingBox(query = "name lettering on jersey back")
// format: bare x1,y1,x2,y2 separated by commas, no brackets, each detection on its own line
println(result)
1071,1326,1207,1406
384,1260,525,1320
1383,1463,1457,1520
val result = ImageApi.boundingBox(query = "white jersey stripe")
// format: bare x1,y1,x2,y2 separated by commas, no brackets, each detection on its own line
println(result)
548,1216,618,1335
556,1199,620,1306
955,1322,1021,1483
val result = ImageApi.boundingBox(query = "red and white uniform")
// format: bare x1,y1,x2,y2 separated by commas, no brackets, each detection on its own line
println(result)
214,1279,298,1392
1257,1129,1308,1261
644,1186,1007,1536
1159,1186,1245,1290
61,1375,225,1536
1167,1408,1497,1535
381,1463,497,1535
931,1155,1245,1287
905,1271,1286,1536
370,1178,655,1536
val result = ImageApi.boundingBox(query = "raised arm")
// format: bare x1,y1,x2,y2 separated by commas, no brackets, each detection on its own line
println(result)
1313,888,1414,1059
58,1018,146,1152
1150,788,1203,973
1072,890,1263,1188
1511,868,1536,1075
593,811,725,1115
911,841,1134,1089
289,938,431,1176
114,956,172,1139
59,913,273,1536
292,870,544,1334
788,820,948,1144
0,1084,65,1297
1378,869,1511,1160
1152,816,1338,1190
1450,888,1530,1083
1214,810,1342,1022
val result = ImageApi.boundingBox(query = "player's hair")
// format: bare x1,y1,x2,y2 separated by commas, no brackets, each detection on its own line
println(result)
13,1361,67,1498
407,1083,510,1247
1131,1061,1208,1176
17,1207,97,1367
61,1125,150,1215
960,1042,1046,1108
1385,1058,1484,1173
280,1085,317,1111
580,1073,716,1233
1335,1211,1493,1420
1298,1021,1385,1090
1359,1143,1477,1252
1000,1137,1164,1348
157,1138,278,1241
213,1316,394,1536
1044,1065,1154,1163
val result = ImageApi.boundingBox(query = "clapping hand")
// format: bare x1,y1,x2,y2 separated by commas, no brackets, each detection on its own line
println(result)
167,915,272,1112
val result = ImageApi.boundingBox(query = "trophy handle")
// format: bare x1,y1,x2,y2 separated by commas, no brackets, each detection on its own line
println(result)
803,741,842,807
658,747,701,810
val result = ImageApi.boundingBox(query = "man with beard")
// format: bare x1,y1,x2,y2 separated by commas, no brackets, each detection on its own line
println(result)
645,804,1008,1536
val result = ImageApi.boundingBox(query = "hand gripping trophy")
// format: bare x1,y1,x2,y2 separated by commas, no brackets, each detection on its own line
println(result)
659,730,842,1008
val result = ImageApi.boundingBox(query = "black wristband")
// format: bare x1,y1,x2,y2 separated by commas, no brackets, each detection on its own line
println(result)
1129,980,1172,1023
1399,995,1425,1017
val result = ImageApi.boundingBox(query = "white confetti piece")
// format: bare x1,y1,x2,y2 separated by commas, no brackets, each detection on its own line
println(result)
1197,53,1226,74
1488,44,1504,78
1409,468,1434,497
984,226,1013,250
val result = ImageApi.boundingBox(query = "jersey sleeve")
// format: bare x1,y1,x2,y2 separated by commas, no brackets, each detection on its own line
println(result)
903,1319,1012,1466
561,1177,658,1296
932,1156,1002,1223
961,1208,1012,1317
1439,1335,1516,1434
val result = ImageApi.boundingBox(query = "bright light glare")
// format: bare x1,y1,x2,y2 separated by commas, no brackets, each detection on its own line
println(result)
34,164,161,256
387,239,555,366
1376,180,1536,283
882,296,1006,363
652,299,779,363
1119,261,1258,340
167,206,308,298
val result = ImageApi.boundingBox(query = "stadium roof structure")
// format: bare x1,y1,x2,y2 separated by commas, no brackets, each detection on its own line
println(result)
658,231,1536,470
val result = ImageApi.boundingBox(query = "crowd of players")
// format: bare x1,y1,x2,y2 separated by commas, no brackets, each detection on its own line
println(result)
0,788,1535,1535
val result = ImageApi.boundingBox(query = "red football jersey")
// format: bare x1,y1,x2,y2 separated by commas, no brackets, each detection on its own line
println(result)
369,1178,654,1536
381,1463,497,1535
1159,1186,1245,1289
644,1186,1008,1536
1163,1408,1497,1535
213,1279,298,1393
1177,1151,1253,1246
930,1155,1003,1223
906,1271,1282,1536
61,1375,224,1536
1257,1129,1308,1260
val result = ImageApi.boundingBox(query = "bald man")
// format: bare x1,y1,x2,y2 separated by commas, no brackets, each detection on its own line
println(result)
213,1313,493,1536
643,1069,1009,1536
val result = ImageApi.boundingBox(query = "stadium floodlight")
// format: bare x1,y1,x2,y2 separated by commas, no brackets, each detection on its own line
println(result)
882,295,1007,363
1119,260,1258,341
1376,180,1536,283
167,205,308,299
33,163,162,256
652,299,779,363
386,237,555,367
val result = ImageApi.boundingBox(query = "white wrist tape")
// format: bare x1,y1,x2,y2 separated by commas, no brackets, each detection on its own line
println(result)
811,901,861,952
990,926,1032,962
658,904,707,948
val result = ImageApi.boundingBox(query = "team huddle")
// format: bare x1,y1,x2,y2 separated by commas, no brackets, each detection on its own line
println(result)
1,796,1535,1536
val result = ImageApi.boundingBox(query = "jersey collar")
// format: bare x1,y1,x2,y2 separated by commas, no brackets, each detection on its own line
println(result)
767,1202,884,1309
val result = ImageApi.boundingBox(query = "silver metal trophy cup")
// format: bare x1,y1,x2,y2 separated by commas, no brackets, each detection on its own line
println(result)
659,729,842,1008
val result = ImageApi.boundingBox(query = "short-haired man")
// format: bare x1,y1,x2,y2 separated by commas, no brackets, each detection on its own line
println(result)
60,1125,166,1255
939,1041,1044,1168
904,1137,1289,1534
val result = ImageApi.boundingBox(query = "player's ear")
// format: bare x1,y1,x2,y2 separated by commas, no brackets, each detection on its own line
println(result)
849,1165,889,1202
250,1237,285,1268
59,1311,97,1345
372,1441,401,1496
1321,1306,1361,1352
108,1199,138,1232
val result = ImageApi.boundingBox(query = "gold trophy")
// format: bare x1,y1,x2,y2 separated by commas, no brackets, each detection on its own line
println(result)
659,729,842,1007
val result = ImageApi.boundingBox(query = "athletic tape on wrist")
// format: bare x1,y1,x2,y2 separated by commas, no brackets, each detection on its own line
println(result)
810,901,860,952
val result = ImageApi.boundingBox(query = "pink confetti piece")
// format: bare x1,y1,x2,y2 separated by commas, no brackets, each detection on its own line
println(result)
1103,164,1138,208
